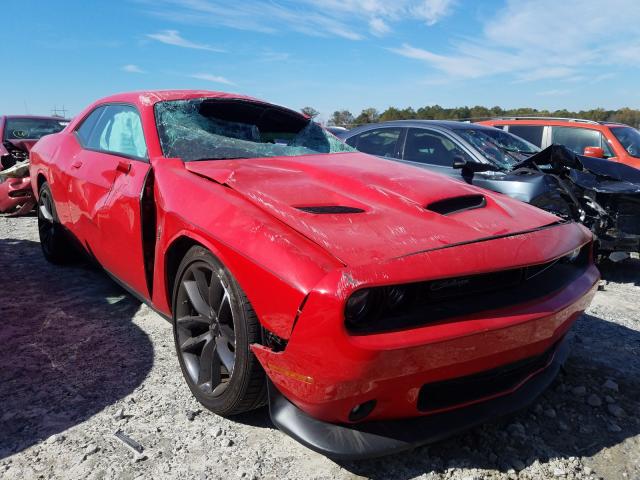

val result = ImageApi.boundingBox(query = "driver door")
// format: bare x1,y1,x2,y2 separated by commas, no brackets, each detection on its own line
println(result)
68,104,153,298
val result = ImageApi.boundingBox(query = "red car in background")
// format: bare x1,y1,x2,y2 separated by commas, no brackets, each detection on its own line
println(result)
30,90,599,459
0,115,69,214
479,117,640,170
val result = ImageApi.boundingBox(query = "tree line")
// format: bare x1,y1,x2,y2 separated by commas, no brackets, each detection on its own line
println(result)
300,106,640,129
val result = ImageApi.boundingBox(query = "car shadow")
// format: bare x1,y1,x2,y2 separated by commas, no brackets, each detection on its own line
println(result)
336,312,640,478
0,238,153,459
599,257,640,286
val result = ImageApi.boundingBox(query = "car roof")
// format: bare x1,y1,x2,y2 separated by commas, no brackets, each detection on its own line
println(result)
347,120,497,134
481,118,629,129
97,89,262,107
2,115,69,121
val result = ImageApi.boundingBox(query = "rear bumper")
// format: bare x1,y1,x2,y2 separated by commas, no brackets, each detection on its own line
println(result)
269,335,570,460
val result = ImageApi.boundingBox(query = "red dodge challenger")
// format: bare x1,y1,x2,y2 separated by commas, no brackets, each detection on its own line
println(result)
30,90,599,459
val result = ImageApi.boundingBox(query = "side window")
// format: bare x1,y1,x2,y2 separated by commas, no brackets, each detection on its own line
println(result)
76,106,106,146
508,125,544,147
551,127,602,156
86,105,148,159
403,128,471,167
348,128,401,158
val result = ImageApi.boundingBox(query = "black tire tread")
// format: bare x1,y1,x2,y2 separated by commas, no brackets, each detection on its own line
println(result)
38,183,74,265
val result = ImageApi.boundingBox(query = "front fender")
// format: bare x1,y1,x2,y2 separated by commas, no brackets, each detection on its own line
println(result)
152,160,342,339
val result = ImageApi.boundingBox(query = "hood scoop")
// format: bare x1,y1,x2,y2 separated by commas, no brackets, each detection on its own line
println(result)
426,195,486,216
294,205,365,214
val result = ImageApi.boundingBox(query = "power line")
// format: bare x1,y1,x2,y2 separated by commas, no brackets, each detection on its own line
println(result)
51,105,69,118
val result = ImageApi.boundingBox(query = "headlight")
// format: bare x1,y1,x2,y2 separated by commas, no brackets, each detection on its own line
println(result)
345,286,411,329
387,286,408,309
345,289,374,325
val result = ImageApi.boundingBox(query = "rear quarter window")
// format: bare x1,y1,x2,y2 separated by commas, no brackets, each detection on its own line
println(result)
507,125,544,147
347,128,402,158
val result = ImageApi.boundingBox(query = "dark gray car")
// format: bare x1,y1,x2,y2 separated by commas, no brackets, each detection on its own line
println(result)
340,120,640,255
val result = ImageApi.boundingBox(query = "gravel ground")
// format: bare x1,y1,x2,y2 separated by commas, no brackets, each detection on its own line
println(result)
0,215,638,480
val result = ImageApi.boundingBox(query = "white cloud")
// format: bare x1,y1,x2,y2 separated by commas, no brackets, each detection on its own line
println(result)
142,0,456,40
146,29,225,52
189,73,236,85
259,50,291,62
369,18,391,36
410,0,457,25
389,0,640,82
122,64,146,74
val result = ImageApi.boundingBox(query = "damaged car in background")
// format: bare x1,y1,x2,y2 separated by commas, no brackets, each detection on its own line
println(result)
341,121,640,259
30,90,598,459
0,115,68,214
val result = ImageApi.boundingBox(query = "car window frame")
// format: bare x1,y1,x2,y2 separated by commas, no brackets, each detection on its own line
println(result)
346,126,404,159
73,102,149,163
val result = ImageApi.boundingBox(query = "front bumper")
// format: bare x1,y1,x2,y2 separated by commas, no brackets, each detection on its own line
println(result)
269,336,570,460
0,176,35,214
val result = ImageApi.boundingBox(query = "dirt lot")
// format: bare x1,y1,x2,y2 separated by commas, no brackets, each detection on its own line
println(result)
0,215,638,480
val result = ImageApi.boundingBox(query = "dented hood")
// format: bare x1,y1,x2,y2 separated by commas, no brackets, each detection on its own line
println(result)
186,152,562,266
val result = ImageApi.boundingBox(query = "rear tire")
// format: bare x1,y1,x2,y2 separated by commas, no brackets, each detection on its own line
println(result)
172,246,267,416
37,182,73,264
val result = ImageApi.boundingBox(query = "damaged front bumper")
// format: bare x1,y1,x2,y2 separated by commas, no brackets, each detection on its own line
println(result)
268,336,570,460
0,160,35,215
252,222,598,460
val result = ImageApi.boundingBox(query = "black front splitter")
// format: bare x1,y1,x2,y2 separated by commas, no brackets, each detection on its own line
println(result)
268,337,570,461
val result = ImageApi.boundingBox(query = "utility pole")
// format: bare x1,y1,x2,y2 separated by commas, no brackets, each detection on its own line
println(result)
51,105,69,118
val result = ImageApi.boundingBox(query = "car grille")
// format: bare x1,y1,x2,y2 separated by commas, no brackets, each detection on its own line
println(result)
616,199,640,235
417,340,559,412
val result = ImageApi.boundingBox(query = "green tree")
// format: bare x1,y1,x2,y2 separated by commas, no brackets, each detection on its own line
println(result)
354,107,380,125
301,106,320,118
329,110,355,127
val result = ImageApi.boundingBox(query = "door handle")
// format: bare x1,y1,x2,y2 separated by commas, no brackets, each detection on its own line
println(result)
116,160,131,174
71,161,82,169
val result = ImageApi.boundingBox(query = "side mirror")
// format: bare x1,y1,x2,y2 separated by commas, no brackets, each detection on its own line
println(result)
452,156,496,172
583,146,605,158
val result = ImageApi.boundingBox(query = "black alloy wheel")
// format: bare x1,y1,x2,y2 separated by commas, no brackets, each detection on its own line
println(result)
175,261,237,396
172,246,267,415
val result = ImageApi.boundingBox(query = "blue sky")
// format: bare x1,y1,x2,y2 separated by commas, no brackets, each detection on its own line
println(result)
1,0,639,122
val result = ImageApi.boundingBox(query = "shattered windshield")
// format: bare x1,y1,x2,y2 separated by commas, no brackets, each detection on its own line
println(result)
4,118,68,140
154,99,355,161
610,126,640,158
454,128,540,170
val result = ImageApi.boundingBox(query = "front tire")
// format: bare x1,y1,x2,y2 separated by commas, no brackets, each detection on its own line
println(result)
172,246,267,416
37,182,73,264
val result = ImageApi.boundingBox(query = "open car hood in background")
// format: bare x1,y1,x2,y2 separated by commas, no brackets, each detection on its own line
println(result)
186,152,563,266
525,145,640,194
